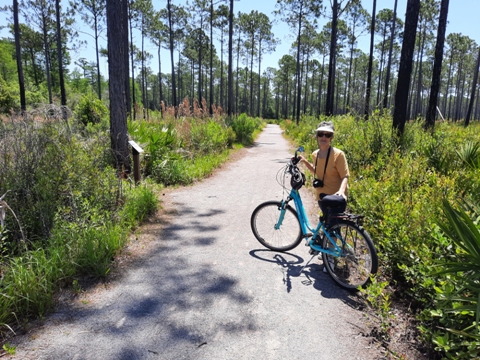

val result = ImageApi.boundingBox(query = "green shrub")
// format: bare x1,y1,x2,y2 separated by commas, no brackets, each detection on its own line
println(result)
25,90,46,105
0,77,16,113
230,113,260,145
128,120,182,177
0,120,66,243
190,120,235,154
74,93,109,126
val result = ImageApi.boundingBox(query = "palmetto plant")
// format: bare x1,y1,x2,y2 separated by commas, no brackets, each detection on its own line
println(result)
456,141,480,170
436,199,480,333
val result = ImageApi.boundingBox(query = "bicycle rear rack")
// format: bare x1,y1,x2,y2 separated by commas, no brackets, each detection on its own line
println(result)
325,213,365,226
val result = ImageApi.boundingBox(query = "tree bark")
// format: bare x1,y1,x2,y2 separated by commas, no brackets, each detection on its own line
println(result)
94,11,102,100
41,15,53,104
129,7,136,120
55,0,67,119
257,40,262,118
414,27,426,118
465,47,479,126
209,0,214,116
158,46,163,117
123,0,130,116
383,0,398,110
393,0,420,135
325,0,338,116
167,0,177,116
107,0,131,174
364,0,376,120
13,0,26,113
425,0,449,129
227,0,234,117
295,1,303,123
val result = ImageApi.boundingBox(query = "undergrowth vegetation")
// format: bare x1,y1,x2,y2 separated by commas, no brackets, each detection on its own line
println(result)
282,114,480,359
0,97,262,339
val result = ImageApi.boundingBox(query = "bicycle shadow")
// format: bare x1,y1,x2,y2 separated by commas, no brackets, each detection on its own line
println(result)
249,249,361,307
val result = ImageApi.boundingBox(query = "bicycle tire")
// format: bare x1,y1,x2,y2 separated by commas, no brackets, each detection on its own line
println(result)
322,220,378,290
251,201,303,252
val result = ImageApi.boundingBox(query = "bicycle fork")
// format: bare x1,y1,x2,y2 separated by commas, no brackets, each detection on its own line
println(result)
274,198,291,230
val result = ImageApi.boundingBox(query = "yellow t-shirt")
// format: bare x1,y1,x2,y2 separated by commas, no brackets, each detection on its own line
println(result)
312,147,350,200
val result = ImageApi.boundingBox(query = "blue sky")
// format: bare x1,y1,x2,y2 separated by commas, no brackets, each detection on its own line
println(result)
0,0,479,75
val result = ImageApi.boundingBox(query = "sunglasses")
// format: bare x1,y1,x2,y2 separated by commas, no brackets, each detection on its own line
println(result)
317,132,333,138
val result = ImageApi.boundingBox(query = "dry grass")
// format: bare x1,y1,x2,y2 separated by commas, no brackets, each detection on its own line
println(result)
159,97,225,121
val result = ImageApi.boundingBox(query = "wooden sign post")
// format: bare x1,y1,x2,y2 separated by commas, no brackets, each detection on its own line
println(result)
128,140,144,185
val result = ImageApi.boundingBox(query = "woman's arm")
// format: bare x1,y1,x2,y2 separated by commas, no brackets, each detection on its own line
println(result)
335,177,348,200
298,155,315,175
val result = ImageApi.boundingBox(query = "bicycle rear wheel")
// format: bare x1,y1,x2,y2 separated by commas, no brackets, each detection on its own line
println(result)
251,201,303,252
322,220,378,290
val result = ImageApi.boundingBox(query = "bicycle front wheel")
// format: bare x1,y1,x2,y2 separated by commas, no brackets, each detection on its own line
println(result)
322,220,378,290
251,201,303,252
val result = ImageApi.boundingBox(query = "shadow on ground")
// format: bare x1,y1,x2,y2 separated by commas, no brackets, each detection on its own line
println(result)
9,201,258,360
249,249,363,310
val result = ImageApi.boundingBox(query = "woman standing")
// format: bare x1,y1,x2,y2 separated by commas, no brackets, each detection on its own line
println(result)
298,121,349,216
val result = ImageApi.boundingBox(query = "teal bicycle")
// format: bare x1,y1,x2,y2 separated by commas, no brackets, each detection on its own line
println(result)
250,147,378,290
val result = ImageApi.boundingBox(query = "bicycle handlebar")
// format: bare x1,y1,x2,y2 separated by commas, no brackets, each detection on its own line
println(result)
291,156,301,166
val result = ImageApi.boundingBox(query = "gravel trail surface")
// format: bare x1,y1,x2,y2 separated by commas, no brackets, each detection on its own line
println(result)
9,124,383,360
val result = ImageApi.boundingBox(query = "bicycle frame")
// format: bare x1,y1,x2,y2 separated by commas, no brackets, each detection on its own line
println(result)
278,188,344,257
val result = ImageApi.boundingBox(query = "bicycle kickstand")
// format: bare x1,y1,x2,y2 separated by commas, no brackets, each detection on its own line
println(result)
299,253,318,274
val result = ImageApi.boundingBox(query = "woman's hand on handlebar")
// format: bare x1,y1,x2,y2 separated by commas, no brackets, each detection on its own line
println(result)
296,155,315,175
291,154,304,165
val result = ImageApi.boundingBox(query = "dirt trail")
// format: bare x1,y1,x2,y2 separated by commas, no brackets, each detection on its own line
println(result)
7,124,383,360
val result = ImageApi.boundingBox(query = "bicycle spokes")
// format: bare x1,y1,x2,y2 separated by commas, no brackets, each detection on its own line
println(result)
322,221,377,290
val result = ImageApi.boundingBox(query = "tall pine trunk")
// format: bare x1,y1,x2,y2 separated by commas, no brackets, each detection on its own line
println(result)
123,0,130,117
383,0,398,110
294,1,303,123
209,0,214,116
425,0,449,129
167,0,177,116
55,0,66,118
465,46,480,126
129,9,136,120
13,0,26,112
94,11,102,99
107,0,131,174
392,0,420,135
325,0,338,116
227,0,234,117
364,0,376,120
